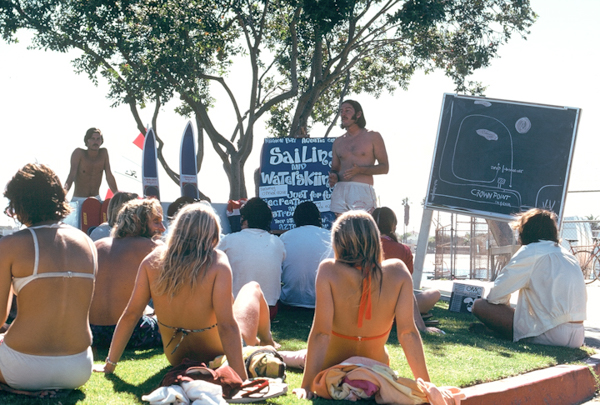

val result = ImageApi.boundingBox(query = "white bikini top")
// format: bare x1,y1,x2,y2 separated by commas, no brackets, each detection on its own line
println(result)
12,223,97,294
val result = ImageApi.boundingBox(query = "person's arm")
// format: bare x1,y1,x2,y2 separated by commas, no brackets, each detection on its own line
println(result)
0,238,14,326
486,246,531,305
103,149,119,194
394,264,430,382
212,252,247,380
294,262,334,399
412,294,443,334
94,258,150,373
328,140,341,187
342,132,389,179
64,149,82,193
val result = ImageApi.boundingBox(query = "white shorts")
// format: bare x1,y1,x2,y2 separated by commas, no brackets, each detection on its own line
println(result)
0,341,93,390
330,182,377,214
526,322,585,348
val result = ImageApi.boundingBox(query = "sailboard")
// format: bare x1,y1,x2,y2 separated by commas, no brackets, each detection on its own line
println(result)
142,127,160,199
179,121,199,199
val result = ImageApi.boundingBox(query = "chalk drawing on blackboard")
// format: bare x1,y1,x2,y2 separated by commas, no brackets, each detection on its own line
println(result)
515,117,532,134
535,185,562,212
476,128,498,141
426,94,580,222
435,102,524,208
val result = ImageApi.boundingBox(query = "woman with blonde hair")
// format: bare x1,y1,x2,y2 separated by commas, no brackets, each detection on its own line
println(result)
95,202,277,379
0,164,96,392
294,210,430,399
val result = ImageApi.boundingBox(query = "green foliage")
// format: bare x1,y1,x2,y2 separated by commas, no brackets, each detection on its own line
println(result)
0,0,536,197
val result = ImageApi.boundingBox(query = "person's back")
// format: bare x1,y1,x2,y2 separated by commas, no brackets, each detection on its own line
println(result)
144,247,231,366
0,163,96,391
280,201,333,308
2,224,95,355
318,257,409,368
218,198,285,307
90,236,157,325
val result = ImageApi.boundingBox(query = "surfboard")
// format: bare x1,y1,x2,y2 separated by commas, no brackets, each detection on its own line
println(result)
179,121,199,199
80,197,102,234
100,198,111,223
142,127,160,199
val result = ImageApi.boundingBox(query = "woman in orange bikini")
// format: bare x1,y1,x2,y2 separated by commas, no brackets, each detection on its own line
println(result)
95,202,277,380
294,210,430,399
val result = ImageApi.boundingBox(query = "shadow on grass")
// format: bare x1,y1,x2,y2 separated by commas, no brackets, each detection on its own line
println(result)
102,365,171,402
94,346,165,363
0,388,85,405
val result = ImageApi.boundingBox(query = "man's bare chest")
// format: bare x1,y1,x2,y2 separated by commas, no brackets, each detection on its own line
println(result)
78,156,105,175
337,138,373,158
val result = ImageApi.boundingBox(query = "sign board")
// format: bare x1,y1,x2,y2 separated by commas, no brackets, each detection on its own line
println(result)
425,94,581,223
449,283,485,313
258,138,337,230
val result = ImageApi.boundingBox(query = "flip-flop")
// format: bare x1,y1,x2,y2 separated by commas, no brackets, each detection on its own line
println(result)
227,379,288,403
421,313,434,320
424,319,440,327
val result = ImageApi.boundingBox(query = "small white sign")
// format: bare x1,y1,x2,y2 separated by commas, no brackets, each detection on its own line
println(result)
259,185,288,198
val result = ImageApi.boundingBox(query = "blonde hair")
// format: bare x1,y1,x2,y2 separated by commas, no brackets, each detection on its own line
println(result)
332,210,383,286
154,202,221,298
111,198,162,239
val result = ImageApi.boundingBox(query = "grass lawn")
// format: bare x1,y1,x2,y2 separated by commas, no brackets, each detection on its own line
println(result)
1,301,594,404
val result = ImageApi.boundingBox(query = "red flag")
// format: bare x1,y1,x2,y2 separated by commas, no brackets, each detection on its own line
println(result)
133,132,145,150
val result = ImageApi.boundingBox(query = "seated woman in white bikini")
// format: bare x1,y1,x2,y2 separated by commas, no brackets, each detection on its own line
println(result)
95,202,278,380
294,210,431,399
0,163,96,392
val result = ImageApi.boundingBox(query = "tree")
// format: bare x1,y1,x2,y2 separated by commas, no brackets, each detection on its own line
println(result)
1,0,536,199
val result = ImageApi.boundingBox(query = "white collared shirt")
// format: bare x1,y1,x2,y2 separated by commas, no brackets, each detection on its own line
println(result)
487,240,587,341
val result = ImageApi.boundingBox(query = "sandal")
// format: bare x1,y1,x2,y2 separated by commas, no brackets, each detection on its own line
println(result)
227,379,288,403
424,319,440,327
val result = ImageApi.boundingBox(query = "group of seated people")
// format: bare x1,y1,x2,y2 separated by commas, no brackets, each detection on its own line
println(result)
0,163,588,399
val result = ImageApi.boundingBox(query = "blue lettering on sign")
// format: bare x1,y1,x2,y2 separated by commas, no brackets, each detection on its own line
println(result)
260,138,335,230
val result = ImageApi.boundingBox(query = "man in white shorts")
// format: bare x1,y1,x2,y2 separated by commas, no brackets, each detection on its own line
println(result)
472,209,587,348
328,100,388,215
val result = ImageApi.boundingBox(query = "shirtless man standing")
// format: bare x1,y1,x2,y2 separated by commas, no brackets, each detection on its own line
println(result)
64,128,118,202
328,100,389,214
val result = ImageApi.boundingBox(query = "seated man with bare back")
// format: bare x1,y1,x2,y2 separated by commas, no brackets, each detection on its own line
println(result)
89,198,164,350
64,127,118,203
329,100,389,215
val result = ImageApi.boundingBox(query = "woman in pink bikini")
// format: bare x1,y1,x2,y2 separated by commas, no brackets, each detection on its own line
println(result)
294,210,430,399
0,164,96,393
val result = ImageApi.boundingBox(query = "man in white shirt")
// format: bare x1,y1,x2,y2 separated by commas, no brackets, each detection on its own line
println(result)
280,201,333,309
472,209,586,348
218,197,285,320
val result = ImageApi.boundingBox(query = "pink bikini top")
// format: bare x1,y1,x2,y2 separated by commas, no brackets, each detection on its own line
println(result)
12,224,96,294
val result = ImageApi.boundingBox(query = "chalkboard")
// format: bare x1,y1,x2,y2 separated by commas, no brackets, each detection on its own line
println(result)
258,137,337,230
425,94,581,222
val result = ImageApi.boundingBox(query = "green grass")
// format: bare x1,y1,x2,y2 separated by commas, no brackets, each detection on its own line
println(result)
1,302,594,404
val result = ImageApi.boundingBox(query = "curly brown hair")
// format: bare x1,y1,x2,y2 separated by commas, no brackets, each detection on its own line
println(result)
4,163,72,226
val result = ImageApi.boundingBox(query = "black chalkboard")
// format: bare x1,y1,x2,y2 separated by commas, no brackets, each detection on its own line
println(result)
425,94,581,222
